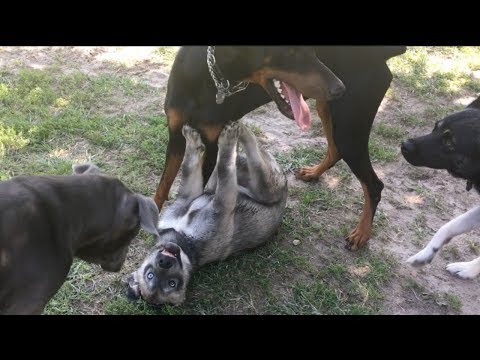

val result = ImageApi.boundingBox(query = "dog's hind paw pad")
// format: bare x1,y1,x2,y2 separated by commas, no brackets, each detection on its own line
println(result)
219,121,240,144
446,261,480,279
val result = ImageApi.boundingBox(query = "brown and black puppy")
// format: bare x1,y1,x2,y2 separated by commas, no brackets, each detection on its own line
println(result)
402,97,480,279
0,163,160,315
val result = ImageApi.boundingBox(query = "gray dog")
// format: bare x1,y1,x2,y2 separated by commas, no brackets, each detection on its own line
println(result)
126,121,288,305
0,163,160,314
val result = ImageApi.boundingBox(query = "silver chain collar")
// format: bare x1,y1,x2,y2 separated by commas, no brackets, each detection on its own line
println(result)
206,46,249,104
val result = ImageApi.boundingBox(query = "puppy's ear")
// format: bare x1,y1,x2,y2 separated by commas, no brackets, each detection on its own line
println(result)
72,163,101,175
134,194,161,240
467,96,480,110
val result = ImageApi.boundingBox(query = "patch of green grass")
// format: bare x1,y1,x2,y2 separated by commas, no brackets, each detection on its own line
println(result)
389,47,480,98
0,123,29,157
443,292,462,311
402,277,425,292
274,145,324,171
412,213,428,246
369,138,397,162
468,240,479,255
245,123,265,138
267,250,396,315
44,260,100,315
400,113,427,127
374,123,407,141
155,47,179,67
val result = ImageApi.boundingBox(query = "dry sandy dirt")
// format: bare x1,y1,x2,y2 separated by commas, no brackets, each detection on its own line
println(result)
1,46,479,314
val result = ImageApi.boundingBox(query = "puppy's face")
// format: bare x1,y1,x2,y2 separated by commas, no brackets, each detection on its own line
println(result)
126,242,192,306
401,105,480,181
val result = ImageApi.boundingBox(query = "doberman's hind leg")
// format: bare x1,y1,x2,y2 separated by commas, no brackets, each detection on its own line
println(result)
154,109,186,210
295,101,341,181
342,152,383,251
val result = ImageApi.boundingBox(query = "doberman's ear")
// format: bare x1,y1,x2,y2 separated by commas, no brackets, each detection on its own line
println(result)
467,96,480,110
134,194,161,240
72,163,102,175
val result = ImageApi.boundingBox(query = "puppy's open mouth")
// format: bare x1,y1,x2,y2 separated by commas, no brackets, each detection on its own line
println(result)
265,78,312,130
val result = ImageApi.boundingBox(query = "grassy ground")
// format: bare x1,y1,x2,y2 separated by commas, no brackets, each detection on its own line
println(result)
1,46,479,314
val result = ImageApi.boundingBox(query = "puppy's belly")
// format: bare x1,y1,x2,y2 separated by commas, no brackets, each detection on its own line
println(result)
158,195,212,237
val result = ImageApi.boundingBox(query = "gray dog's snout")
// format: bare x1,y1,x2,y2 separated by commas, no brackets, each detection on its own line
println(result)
157,253,174,269
401,139,415,156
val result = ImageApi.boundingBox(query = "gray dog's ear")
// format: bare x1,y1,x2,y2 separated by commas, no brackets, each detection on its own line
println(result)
72,163,101,175
134,194,161,240
467,97,480,110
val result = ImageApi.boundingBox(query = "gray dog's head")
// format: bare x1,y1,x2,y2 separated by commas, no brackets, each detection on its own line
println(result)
126,236,193,306
71,162,161,272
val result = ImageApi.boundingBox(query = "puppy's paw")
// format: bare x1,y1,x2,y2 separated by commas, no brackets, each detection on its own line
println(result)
218,121,240,146
407,248,435,267
446,260,480,279
182,125,205,152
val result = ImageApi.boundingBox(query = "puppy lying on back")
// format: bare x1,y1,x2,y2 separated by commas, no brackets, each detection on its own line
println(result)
126,122,288,305
0,163,160,314
402,97,480,279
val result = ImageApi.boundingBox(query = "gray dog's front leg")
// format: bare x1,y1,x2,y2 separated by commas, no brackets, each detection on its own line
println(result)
176,125,206,202
212,121,240,211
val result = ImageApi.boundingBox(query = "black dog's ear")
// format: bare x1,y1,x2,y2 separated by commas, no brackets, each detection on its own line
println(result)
134,194,161,240
467,96,480,110
72,163,101,175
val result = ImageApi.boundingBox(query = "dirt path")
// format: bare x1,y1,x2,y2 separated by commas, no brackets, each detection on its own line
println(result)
2,46,478,314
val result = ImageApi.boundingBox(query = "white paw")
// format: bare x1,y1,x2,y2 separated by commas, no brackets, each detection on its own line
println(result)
446,261,480,279
407,247,435,267
218,121,240,146
182,125,205,152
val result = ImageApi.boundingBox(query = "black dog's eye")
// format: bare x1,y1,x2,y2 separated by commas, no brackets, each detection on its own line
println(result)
168,280,176,288
147,272,154,280
442,130,454,149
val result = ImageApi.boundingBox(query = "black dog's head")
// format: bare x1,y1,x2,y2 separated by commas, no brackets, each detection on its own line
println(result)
401,97,480,189
126,240,192,306
214,46,345,130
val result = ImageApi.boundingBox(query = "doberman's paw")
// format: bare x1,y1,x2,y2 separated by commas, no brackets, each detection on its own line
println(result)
294,166,321,182
345,226,371,251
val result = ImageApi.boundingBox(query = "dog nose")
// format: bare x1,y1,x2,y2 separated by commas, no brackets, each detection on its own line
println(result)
329,83,346,99
401,139,415,155
157,253,173,269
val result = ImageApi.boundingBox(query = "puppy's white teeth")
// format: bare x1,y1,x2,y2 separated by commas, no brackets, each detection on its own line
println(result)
280,94,285,99
274,79,281,88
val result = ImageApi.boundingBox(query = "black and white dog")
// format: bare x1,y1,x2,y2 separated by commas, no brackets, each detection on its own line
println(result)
401,97,480,279
127,121,288,305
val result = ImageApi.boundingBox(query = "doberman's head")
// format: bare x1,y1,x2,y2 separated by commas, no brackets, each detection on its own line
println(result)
401,97,480,191
213,46,345,130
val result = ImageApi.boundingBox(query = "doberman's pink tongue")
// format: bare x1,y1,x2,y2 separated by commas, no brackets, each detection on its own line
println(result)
282,82,312,130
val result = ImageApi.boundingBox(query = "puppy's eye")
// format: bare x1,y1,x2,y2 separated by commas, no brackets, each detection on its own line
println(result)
168,280,176,288
147,272,154,280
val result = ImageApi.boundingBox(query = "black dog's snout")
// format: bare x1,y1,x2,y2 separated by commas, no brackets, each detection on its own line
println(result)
401,139,416,155
157,253,174,269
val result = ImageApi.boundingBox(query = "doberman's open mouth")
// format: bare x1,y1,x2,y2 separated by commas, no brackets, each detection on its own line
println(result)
265,78,312,130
